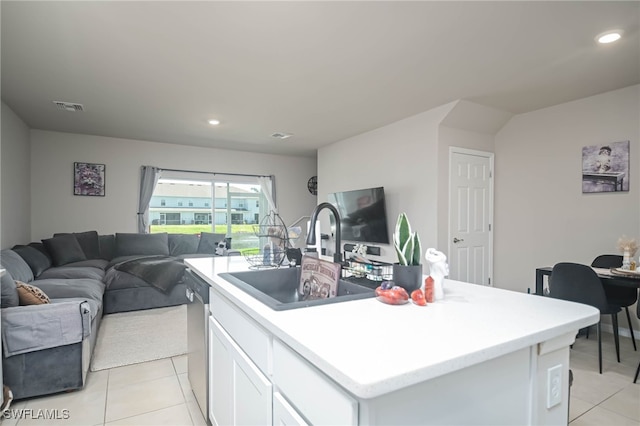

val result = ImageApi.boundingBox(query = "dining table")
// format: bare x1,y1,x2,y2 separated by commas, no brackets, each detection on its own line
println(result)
535,266,640,296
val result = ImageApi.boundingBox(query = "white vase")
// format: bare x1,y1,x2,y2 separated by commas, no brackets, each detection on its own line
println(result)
622,250,631,270
434,276,444,300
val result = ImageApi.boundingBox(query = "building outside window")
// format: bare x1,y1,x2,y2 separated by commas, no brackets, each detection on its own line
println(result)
148,176,272,252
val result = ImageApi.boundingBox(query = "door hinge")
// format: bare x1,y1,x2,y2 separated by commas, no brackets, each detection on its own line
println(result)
488,277,491,285
489,224,492,231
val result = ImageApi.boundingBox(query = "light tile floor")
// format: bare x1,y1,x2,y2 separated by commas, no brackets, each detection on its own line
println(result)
1,332,638,425
1,356,206,426
569,332,639,425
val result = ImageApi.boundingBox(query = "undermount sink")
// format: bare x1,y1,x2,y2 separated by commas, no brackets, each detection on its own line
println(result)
219,267,375,311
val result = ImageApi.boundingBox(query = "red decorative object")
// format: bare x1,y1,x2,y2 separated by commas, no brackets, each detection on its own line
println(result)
411,289,427,306
424,276,434,303
375,285,409,305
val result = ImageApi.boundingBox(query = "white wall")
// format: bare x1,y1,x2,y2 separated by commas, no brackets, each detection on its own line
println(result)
1,102,31,248
29,130,317,241
319,85,639,300
318,103,454,269
494,85,640,293
318,101,505,271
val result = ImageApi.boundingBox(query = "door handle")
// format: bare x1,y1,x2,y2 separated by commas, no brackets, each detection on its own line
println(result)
453,237,464,243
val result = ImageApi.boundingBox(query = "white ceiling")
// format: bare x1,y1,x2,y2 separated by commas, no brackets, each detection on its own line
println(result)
2,1,639,157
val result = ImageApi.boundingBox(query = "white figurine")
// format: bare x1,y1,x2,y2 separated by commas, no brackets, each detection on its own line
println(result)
215,241,228,256
425,248,449,300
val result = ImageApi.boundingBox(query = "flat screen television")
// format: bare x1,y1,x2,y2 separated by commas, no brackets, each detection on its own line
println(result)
328,186,390,244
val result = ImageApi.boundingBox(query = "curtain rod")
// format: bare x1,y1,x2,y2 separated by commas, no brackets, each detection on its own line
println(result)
157,167,270,179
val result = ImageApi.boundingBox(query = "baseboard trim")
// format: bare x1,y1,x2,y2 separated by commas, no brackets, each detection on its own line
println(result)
599,323,635,339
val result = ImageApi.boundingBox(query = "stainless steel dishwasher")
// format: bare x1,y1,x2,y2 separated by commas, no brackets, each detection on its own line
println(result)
185,268,209,420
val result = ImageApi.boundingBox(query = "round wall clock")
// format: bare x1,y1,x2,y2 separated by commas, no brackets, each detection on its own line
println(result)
307,176,318,195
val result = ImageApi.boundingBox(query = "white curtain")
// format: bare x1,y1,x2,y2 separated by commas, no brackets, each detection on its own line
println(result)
258,175,277,213
137,166,161,233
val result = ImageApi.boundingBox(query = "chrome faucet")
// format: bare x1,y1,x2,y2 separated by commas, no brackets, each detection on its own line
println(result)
306,202,343,264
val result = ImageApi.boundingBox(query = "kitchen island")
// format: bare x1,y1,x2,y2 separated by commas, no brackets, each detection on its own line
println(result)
186,256,599,425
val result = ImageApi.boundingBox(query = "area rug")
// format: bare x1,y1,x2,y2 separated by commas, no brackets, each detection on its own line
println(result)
90,304,187,371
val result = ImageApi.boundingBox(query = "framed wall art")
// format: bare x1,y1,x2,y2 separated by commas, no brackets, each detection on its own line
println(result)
74,162,105,196
582,140,629,193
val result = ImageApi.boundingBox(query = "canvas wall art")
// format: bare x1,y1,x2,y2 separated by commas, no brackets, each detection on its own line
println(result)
582,140,629,193
74,162,105,196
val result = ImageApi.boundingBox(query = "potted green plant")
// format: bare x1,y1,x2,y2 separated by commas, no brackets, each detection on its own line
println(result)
392,212,422,293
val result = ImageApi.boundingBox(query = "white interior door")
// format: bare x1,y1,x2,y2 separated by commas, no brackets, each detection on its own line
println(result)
448,148,493,285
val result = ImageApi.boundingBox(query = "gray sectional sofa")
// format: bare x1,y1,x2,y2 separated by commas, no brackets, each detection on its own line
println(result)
0,230,229,400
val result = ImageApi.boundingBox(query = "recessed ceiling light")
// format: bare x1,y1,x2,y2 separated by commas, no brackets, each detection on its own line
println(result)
208,119,220,126
596,30,623,44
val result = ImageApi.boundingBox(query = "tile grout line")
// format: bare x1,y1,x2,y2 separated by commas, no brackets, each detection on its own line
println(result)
102,369,111,426
569,404,598,424
102,363,189,425
173,357,197,426
596,385,640,422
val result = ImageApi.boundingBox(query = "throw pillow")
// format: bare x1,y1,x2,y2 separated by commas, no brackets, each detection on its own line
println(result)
168,234,200,256
11,245,52,278
0,249,35,283
27,242,53,262
0,271,19,308
42,234,87,266
115,232,170,257
98,234,116,260
197,232,227,254
53,231,101,260
15,281,50,305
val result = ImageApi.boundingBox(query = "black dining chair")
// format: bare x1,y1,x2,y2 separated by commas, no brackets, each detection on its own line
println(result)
635,300,640,383
591,254,638,351
549,262,621,374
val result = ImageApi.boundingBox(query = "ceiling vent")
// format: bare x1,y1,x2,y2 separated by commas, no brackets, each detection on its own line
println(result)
53,101,84,112
271,132,293,139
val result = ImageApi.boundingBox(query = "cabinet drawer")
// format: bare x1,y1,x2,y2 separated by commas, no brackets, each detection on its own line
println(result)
273,392,308,426
273,339,357,425
210,288,270,375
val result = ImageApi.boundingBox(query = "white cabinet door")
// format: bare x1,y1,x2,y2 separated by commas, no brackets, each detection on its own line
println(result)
209,316,272,426
273,392,308,426
209,316,234,426
448,148,493,286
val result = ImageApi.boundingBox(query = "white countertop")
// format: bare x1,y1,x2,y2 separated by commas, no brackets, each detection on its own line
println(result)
186,256,600,399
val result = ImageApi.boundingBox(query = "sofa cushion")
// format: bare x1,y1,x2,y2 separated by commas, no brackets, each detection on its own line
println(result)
38,265,106,281
11,245,52,278
168,234,200,256
32,279,104,304
42,234,87,266
16,281,50,305
0,249,35,283
99,234,115,260
62,259,109,270
54,231,101,260
1,270,19,308
115,233,169,257
197,232,227,254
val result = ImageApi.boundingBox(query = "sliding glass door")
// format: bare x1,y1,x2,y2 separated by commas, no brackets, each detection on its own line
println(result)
149,174,271,252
